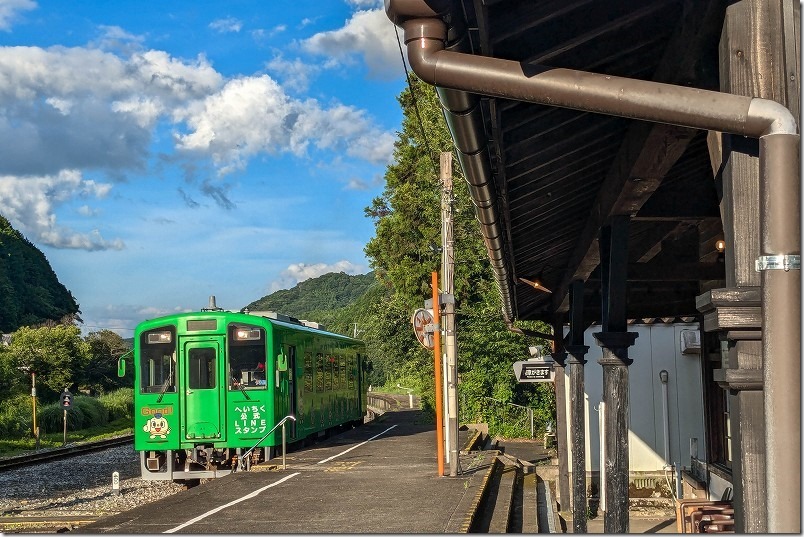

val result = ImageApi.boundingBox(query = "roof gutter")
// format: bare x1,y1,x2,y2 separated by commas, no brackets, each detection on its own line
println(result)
386,0,799,530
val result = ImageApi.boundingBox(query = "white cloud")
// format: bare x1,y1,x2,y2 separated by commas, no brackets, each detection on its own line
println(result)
0,46,222,175
270,260,366,291
346,0,383,8
345,178,371,190
173,75,394,173
0,170,124,250
302,8,403,79
81,303,189,336
209,17,243,33
91,25,145,54
77,205,99,217
0,41,393,247
265,54,320,93
0,0,35,31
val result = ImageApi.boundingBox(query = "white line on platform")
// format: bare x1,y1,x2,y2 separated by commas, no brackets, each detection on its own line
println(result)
162,472,300,533
316,424,398,465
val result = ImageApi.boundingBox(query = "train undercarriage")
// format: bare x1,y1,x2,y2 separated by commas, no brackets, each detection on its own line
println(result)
140,445,270,483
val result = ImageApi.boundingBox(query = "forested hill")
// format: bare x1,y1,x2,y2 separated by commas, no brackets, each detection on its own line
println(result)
0,215,80,332
245,272,377,323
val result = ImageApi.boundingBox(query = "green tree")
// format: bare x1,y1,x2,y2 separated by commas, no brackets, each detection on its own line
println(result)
82,330,132,395
363,75,555,434
1,324,88,403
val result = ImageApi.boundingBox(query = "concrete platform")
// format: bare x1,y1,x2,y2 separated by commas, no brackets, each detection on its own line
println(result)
81,409,494,534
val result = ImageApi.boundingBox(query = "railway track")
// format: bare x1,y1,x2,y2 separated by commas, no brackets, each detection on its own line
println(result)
0,435,133,471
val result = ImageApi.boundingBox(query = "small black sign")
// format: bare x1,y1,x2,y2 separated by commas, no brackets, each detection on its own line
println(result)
519,364,552,381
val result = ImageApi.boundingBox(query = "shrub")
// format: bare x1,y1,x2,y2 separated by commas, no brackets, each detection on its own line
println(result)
39,401,80,433
98,388,133,421
0,393,34,437
73,395,109,426
38,395,108,433
0,389,132,439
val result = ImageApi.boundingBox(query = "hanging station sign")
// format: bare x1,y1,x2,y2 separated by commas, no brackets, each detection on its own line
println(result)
513,360,555,383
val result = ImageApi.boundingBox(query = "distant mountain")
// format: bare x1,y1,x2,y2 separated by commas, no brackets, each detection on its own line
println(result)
0,215,80,332
245,272,378,332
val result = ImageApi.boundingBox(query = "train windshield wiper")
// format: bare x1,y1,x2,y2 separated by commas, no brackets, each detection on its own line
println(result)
237,382,251,400
156,370,174,403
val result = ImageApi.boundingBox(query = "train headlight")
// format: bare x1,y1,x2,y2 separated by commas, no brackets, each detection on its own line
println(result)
147,331,173,344
234,328,261,341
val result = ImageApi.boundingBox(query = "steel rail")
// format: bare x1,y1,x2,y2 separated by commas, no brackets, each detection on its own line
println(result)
0,434,133,471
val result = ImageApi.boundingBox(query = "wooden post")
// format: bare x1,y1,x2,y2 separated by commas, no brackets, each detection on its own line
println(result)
566,280,590,533
594,216,637,533
551,319,571,515
707,0,801,530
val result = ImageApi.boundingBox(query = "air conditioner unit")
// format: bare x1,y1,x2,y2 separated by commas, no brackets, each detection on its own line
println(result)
680,329,701,355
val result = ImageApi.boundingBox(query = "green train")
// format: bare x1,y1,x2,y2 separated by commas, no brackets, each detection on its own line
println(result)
119,297,369,482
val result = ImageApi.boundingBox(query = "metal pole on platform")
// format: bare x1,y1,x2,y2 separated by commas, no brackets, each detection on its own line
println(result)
440,152,459,477
282,422,287,470
432,271,445,476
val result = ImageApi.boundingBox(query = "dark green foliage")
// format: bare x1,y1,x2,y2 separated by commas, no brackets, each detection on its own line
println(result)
0,388,132,439
38,401,79,433
360,75,557,437
0,325,132,409
246,271,376,317
98,388,134,421
82,330,133,395
0,324,88,403
0,215,80,332
37,395,109,433
0,393,33,437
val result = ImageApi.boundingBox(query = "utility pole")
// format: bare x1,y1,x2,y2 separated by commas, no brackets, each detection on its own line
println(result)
440,152,459,476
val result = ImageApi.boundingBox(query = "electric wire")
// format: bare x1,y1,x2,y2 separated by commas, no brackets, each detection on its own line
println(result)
393,23,439,178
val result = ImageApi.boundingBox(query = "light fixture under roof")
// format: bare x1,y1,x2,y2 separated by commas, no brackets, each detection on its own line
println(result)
518,277,552,294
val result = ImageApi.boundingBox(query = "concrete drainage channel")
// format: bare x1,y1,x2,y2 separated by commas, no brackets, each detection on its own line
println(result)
461,430,557,533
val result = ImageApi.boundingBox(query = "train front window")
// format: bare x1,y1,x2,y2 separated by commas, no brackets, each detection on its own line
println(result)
228,323,267,390
188,347,216,389
140,326,177,394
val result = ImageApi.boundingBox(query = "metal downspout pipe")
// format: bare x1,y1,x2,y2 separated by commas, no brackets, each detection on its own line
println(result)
435,30,513,321
385,1,800,531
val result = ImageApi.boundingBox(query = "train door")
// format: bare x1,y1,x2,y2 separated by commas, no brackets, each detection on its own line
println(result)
181,337,225,441
286,345,297,439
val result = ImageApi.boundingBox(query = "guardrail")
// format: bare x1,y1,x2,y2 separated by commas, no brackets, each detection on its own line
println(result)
366,393,399,413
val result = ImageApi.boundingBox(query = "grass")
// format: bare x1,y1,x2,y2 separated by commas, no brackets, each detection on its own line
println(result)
0,417,133,458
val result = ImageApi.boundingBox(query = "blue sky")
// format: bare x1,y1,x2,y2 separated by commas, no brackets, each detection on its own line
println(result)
0,0,409,335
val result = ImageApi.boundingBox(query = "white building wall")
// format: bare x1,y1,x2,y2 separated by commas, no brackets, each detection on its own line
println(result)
564,324,706,473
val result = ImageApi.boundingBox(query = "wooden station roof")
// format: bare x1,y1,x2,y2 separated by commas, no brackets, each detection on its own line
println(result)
450,0,729,324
